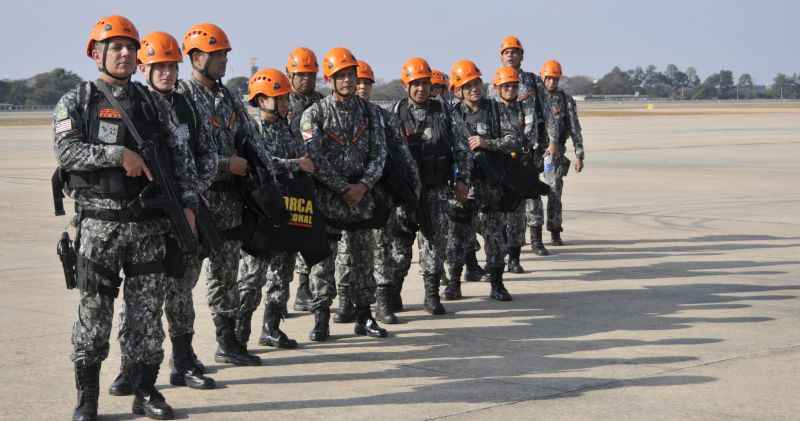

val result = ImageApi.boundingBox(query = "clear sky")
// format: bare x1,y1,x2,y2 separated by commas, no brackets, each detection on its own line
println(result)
1,0,796,85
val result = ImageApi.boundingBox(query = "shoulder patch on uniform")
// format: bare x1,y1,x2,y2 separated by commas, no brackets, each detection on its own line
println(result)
54,119,73,134
54,102,69,121
99,108,122,119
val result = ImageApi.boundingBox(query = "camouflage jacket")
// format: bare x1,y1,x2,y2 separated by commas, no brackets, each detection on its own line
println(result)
300,94,387,222
497,94,558,156
488,69,543,103
149,86,218,194
373,102,422,199
53,79,200,212
392,97,472,184
288,90,324,134
542,88,585,160
177,78,257,182
254,116,306,175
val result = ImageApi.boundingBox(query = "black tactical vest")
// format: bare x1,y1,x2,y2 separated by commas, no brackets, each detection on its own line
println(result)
395,99,452,187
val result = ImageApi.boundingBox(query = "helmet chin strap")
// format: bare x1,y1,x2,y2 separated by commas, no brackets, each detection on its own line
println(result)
99,42,130,81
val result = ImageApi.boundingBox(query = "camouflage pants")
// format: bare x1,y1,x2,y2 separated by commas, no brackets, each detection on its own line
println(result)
374,206,416,293
71,218,168,366
505,202,526,249
336,229,376,308
237,250,296,313
417,188,451,276
526,171,564,230
481,210,507,270
446,214,474,269
295,254,309,276
163,254,201,338
309,233,338,311
205,190,243,318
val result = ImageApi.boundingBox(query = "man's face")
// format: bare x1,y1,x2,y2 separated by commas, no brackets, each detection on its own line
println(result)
356,78,373,100
430,85,444,98
408,78,431,104
257,94,290,118
291,72,317,94
497,82,519,102
95,37,138,78
501,48,523,68
331,67,356,97
544,76,560,92
139,62,178,92
461,78,483,103
194,50,228,79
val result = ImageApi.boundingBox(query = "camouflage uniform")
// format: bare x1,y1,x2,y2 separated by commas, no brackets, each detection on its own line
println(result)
526,88,585,232
55,80,199,368
390,98,471,307
289,91,325,279
300,93,387,315
178,78,253,319
238,116,306,314
370,103,423,319
497,95,548,252
451,98,521,300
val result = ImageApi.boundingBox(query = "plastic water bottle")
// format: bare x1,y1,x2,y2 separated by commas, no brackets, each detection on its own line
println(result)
543,154,556,186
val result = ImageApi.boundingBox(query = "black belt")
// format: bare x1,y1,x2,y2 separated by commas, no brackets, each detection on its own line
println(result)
82,207,164,223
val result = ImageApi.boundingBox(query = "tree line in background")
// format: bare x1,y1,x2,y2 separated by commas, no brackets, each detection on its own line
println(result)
2,66,800,107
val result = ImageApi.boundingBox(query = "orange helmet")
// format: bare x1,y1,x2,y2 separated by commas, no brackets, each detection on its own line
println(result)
138,32,182,65
86,15,140,58
286,47,319,74
248,68,291,105
431,69,448,87
499,35,524,54
540,59,563,78
322,47,358,80
182,23,231,56
493,66,520,86
400,57,432,86
356,60,375,82
449,60,482,90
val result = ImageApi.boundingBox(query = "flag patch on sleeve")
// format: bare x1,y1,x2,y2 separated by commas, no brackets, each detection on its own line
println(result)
55,119,73,134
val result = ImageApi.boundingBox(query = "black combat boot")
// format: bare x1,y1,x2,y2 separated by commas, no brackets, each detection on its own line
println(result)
213,315,262,366
169,334,215,390
354,305,388,337
130,363,174,420
108,359,132,396
464,251,487,282
186,333,205,374
259,301,298,348
293,273,312,312
488,267,513,302
423,273,447,315
73,362,100,421
333,284,356,323
549,225,564,246
375,285,398,324
309,306,330,342
530,226,549,256
443,266,463,300
506,247,525,274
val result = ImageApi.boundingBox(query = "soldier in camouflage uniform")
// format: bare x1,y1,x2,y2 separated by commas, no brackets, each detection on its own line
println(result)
236,68,316,351
285,47,325,313
57,16,200,420
381,58,472,318
489,36,553,256
354,60,424,324
108,31,217,398
178,22,260,366
492,66,553,273
449,60,521,302
528,60,585,245
300,47,389,340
